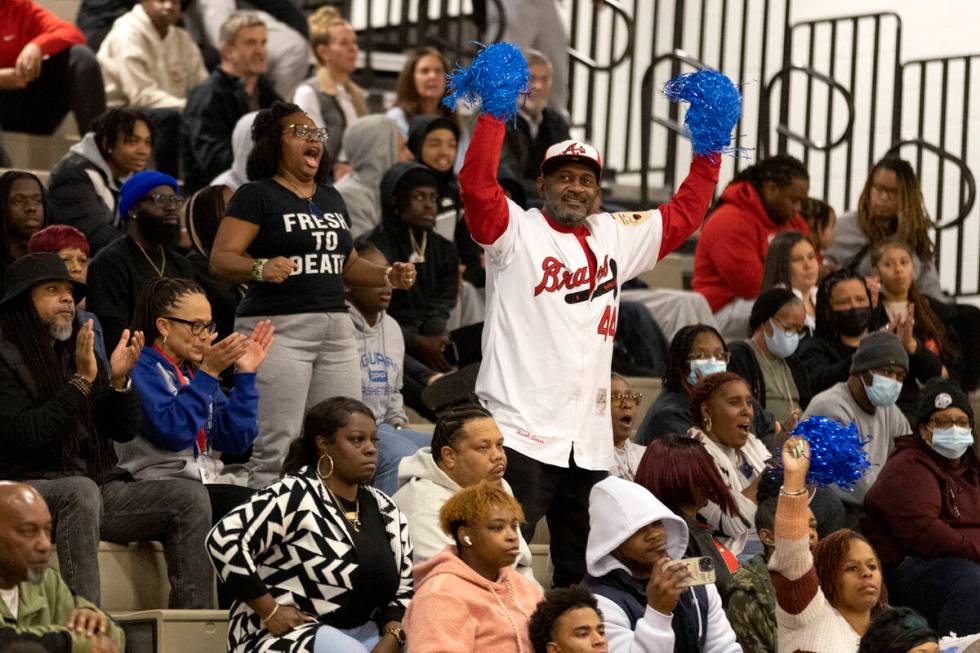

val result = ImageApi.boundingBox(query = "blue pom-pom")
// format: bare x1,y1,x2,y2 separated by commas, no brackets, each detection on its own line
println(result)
782,416,871,489
442,42,530,121
663,69,742,156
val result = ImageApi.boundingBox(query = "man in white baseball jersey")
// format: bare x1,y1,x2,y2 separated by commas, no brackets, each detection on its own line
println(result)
458,112,722,586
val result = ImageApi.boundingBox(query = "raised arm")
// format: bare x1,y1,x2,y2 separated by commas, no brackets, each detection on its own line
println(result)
657,155,721,259
459,114,510,245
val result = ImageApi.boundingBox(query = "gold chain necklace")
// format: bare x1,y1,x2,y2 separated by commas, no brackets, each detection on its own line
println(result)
318,474,361,532
134,240,166,277
277,175,315,201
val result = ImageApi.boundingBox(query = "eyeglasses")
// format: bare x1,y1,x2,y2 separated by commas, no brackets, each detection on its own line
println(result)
283,124,330,144
8,195,43,208
164,316,217,336
142,193,184,209
687,352,730,363
929,417,972,430
772,318,806,335
611,391,643,406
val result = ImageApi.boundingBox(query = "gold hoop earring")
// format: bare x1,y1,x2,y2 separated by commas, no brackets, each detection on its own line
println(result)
317,453,334,479
704,416,713,434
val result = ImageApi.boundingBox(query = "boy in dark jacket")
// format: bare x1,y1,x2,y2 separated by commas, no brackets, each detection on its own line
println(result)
369,162,460,373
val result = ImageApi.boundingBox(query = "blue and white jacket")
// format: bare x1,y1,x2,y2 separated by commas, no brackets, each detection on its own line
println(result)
115,345,258,482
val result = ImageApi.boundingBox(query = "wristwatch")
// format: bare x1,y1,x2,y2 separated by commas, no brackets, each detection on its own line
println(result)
383,625,406,646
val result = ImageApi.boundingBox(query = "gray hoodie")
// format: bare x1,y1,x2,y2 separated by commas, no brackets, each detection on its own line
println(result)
349,302,408,427
335,115,404,238
392,447,538,585
586,476,741,653
211,111,257,191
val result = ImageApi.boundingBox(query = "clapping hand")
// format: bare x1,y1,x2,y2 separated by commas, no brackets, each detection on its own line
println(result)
74,320,98,383
235,320,275,373
199,333,250,378
110,329,145,388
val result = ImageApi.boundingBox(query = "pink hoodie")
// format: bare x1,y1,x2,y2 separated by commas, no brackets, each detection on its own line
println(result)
403,546,544,653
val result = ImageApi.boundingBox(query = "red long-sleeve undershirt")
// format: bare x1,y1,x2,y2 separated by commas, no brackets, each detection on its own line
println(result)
460,114,720,268
0,0,84,67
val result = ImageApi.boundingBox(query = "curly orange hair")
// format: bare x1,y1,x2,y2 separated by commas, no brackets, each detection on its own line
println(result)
439,481,525,542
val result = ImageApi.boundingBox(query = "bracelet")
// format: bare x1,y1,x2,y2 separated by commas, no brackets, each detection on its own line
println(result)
252,258,268,282
110,377,133,393
69,374,93,396
260,603,280,624
779,486,808,497
383,265,394,286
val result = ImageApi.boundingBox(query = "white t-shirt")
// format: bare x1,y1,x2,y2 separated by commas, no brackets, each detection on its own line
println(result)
1,585,19,618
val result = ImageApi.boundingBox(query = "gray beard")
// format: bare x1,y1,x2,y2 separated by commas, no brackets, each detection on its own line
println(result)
26,566,45,584
543,197,589,227
49,322,73,342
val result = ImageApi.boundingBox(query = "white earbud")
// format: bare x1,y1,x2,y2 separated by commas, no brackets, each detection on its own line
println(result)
463,535,473,546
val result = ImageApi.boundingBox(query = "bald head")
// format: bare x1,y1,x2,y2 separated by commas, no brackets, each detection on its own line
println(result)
0,482,53,588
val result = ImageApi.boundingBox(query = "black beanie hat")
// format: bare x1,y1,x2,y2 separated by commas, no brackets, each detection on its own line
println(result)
914,377,974,431
748,287,799,336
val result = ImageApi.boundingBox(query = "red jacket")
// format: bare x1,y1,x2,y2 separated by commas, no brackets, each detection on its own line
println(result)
0,0,84,67
862,435,980,567
692,180,809,311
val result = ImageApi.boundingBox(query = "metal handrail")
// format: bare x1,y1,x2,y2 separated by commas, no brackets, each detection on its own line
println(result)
567,0,635,72
885,139,978,231
759,64,855,157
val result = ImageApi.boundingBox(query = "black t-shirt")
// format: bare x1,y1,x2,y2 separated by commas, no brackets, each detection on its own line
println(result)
227,179,353,317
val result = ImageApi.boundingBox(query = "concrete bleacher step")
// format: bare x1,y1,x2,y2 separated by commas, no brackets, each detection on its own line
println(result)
114,610,228,653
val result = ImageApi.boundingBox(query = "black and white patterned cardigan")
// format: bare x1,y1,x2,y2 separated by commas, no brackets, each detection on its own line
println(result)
207,468,414,652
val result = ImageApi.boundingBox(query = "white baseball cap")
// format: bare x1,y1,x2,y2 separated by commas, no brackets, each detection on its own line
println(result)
541,139,603,179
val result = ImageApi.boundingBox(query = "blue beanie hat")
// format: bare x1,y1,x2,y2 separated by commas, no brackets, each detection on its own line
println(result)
118,170,179,222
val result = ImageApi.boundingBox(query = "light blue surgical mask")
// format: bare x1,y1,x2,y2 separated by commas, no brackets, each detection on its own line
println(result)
863,373,903,407
764,319,800,359
688,358,727,386
930,426,975,460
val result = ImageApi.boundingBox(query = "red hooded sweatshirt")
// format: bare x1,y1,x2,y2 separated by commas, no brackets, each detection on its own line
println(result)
862,435,980,567
0,0,84,67
692,180,809,312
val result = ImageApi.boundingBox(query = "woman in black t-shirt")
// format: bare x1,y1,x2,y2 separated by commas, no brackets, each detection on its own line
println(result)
211,102,416,489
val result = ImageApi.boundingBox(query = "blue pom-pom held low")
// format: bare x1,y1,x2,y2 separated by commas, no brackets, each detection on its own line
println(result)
782,416,871,489
442,42,530,122
662,69,742,156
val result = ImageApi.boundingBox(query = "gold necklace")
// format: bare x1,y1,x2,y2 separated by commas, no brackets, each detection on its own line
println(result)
318,475,361,532
134,240,166,277
277,175,315,201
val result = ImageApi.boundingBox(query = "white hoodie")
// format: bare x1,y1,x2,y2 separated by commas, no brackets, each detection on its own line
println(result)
586,476,742,653
392,448,538,585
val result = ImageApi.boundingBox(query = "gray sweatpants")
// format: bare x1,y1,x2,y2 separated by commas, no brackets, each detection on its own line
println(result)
237,312,360,489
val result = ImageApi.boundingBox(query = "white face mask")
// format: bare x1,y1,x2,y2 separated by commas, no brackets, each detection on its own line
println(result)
863,373,903,407
763,319,800,359
688,358,727,386
929,426,975,460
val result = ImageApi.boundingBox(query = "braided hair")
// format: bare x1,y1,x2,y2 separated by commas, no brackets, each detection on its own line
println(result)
430,402,493,462
131,277,207,347
814,269,871,341
857,157,934,263
731,154,809,191
813,529,889,617
0,294,112,478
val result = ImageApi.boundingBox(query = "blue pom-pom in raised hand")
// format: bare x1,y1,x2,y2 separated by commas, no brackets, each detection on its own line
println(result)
442,42,530,121
782,416,870,489
663,69,742,156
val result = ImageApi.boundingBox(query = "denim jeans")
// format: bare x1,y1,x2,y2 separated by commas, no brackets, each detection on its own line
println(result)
28,476,215,608
313,622,379,653
885,556,980,635
373,423,431,496
237,312,361,489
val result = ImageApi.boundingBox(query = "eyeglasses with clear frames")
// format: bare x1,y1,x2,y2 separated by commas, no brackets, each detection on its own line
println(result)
929,416,972,430
611,391,643,406
164,316,217,336
283,124,330,144
143,193,185,209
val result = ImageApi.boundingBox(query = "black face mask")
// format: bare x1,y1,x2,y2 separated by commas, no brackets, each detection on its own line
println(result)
832,306,871,338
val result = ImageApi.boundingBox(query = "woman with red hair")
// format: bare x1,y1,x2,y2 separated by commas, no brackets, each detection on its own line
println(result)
634,435,742,597
773,437,887,651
